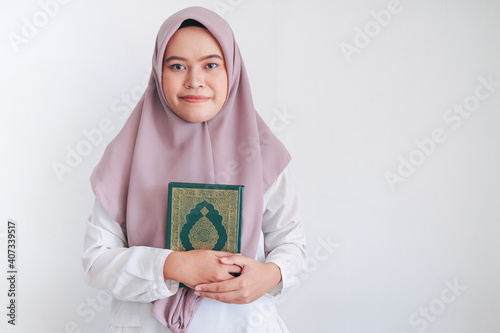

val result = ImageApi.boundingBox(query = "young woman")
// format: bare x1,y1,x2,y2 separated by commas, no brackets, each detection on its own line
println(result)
83,6,306,333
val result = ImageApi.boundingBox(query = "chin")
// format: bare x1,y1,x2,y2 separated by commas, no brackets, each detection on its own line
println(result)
180,113,213,123
173,108,220,123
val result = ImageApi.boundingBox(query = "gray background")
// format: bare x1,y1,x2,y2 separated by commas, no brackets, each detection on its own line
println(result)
1,0,499,332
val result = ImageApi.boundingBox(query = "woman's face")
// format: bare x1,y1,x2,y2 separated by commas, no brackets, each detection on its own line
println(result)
162,26,228,123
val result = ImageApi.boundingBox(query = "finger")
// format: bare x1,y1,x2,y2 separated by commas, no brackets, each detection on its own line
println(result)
195,276,240,293
220,254,250,266
225,264,242,274
212,251,235,258
194,289,245,304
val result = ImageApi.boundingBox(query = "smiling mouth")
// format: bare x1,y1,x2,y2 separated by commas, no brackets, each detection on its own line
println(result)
180,95,210,103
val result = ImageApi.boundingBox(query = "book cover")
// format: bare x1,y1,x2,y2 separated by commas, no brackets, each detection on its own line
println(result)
166,182,244,254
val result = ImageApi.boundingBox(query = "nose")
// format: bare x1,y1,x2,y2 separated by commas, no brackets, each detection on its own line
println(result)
185,68,204,88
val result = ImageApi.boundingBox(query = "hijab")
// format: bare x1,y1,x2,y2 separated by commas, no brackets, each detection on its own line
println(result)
90,6,291,332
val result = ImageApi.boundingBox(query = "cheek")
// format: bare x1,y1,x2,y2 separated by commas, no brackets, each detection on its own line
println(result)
162,75,178,101
216,74,228,101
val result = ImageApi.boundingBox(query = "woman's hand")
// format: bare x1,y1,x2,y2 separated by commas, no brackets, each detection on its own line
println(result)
193,255,282,304
163,250,242,289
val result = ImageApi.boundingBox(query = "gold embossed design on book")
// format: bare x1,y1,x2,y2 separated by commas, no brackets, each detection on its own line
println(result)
169,187,241,253
188,207,219,250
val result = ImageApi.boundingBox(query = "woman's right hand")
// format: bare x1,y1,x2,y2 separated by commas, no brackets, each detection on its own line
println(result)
163,250,242,289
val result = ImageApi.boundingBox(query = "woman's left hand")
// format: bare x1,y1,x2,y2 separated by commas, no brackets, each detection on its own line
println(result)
193,255,282,304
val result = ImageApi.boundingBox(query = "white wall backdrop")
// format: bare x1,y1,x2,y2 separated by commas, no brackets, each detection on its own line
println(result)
1,0,499,332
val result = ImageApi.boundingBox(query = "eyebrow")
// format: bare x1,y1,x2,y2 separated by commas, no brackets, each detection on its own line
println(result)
164,54,224,63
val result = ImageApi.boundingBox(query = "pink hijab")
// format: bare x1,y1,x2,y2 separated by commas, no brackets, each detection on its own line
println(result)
91,6,290,332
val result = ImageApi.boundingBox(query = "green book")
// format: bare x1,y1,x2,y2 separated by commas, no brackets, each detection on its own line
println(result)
166,182,244,254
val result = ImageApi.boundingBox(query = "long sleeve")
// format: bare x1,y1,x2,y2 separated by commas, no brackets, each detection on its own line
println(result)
82,199,179,303
82,167,307,332
82,166,306,303
262,165,307,296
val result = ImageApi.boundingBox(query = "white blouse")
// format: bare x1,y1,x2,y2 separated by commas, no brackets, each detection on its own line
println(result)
82,166,307,333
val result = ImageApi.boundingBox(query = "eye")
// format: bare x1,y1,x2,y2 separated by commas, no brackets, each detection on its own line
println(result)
205,63,218,69
170,64,186,70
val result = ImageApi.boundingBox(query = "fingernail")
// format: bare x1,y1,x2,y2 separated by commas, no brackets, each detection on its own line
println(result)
195,286,201,291
194,291,200,296
220,257,228,262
